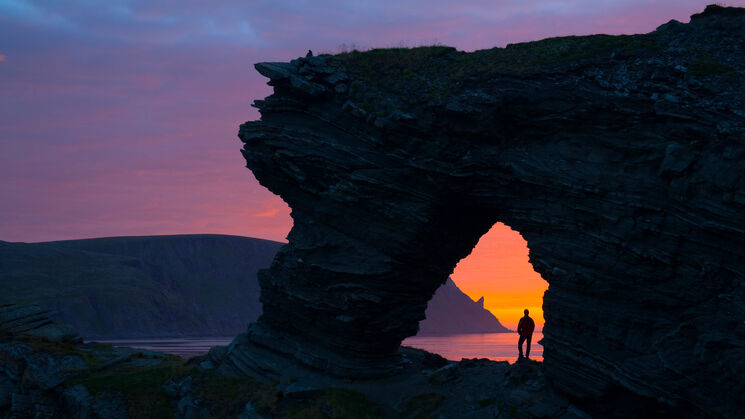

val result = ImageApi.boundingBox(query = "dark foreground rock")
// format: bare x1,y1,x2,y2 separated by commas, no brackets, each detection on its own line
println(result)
232,5,745,418
0,304,81,344
0,306,580,418
0,305,173,418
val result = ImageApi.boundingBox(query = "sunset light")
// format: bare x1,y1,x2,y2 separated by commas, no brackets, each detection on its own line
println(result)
450,222,547,331
2,2,743,415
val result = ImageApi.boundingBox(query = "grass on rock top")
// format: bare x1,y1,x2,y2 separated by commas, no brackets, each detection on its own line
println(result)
396,392,445,419
1,328,383,418
328,33,663,112
335,33,660,74
69,358,382,419
71,363,180,418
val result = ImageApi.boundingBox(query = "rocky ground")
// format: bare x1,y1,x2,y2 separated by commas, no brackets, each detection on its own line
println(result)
1,303,586,418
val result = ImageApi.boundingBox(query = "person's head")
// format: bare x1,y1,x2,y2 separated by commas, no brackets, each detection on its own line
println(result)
524,309,529,316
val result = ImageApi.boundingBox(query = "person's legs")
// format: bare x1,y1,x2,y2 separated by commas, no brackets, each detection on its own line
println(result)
526,334,532,358
518,335,526,357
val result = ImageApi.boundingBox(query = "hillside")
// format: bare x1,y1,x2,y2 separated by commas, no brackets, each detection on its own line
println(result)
0,235,510,339
0,235,283,338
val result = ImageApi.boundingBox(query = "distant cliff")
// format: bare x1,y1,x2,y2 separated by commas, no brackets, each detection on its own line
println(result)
0,235,283,338
418,278,510,335
0,235,509,338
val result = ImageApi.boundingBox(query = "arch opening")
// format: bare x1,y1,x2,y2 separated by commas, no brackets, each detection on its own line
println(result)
404,222,548,362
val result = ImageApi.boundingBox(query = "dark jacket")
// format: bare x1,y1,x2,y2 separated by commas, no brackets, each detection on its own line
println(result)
517,316,535,337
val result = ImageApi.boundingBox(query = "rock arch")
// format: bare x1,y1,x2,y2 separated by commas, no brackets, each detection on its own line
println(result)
226,6,745,417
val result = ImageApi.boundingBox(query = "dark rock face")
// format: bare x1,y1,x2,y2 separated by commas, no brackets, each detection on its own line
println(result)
0,305,171,418
0,304,81,343
418,278,510,335
234,6,745,417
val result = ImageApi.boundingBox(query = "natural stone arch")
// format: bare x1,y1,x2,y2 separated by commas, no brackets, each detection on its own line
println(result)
224,6,745,417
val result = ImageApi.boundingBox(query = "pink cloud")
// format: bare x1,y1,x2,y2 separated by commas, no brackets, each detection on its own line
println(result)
1,0,737,244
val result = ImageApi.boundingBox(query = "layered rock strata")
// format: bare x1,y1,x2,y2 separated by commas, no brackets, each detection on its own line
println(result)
230,6,745,417
0,304,172,418
0,304,81,343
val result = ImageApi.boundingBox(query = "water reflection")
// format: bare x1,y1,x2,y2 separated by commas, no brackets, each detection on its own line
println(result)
402,332,543,362
93,337,235,359
93,332,542,362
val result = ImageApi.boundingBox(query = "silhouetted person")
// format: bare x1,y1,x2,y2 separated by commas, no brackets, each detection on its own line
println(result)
517,309,535,359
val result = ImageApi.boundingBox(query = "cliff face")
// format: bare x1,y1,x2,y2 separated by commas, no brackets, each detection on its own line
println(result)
0,235,283,338
231,5,745,417
418,278,510,335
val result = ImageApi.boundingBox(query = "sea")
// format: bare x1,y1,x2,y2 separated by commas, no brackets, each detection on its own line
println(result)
95,332,543,363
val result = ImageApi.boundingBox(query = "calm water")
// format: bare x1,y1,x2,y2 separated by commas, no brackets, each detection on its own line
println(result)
96,332,542,363
96,337,236,359
403,332,543,362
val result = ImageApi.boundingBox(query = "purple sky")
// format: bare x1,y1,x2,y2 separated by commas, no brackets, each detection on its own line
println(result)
0,0,737,243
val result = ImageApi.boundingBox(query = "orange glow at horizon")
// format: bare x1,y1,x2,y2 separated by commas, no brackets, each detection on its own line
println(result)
253,209,280,218
450,222,547,331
